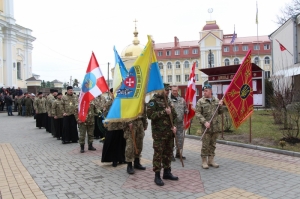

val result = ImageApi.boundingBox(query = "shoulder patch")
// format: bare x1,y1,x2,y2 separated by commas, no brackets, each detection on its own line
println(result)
149,102,155,107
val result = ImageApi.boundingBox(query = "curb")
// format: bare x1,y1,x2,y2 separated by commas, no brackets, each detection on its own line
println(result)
185,134,300,158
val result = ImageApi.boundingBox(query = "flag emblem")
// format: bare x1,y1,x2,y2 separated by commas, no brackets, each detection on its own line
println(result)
240,84,251,99
82,73,96,92
124,76,136,88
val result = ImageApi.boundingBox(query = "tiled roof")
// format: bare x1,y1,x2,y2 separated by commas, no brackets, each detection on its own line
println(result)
154,40,199,49
223,35,270,44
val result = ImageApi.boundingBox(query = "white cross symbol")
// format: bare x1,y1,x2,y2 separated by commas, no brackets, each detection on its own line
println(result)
126,78,135,86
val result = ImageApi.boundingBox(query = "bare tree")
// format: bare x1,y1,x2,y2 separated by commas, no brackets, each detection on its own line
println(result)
276,0,300,25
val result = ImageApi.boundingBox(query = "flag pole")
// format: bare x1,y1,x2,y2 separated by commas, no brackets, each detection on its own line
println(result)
249,116,252,143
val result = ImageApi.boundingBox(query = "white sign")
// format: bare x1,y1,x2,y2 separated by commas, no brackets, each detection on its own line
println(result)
254,94,262,105
222,85,229,94
212,85,218,98
253,80,257,91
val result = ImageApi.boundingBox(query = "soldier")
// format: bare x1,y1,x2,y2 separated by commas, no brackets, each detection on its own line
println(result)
170,85,188,160
61,86,79,144
47,89,58,137
93,95,107,139
147,83,178,186
124,104,148,174
34,92,47,129
24,93,33,117
52,93,64,140
45,89,54,132
17,95,22,116
75,99,99,153
195,84,223,169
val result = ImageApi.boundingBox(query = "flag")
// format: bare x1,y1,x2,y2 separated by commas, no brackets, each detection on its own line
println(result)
230,26,236,44
106,35,153,122
147,48,164,93
224,50,253,128
276,39,287,51
78,52,109,122
256,1,258,24
113,46,128,96
184,62,197,129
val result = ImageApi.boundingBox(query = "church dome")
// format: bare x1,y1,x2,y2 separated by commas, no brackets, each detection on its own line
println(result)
202,20,220,31
121,24,145,58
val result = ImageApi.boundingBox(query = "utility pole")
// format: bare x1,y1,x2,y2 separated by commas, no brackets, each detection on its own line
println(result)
70,76,72,87
107,62,110,88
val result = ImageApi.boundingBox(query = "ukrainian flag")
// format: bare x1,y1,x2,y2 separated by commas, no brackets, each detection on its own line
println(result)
147,48,164,93
106,35,161,122
112,46,128,96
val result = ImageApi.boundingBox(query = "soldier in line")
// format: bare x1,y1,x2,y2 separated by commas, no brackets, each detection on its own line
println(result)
147,83,178,186
93,95,107,139
124,104,148,174
52,93,64,140
47,89,58,137
61,86,79,144
75,99,99,153
45,89,54,132
195,84,223,169
170,85,188,160
34,92,47,129
24,93,33,117
17,95,23,116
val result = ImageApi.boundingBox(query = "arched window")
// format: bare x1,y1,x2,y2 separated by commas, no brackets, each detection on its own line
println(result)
167,62,172,69
234,58,239,65
208,53,214,67
254,57,259,65
158,62,163,69
224,59,230,66
195,60,199,67
184,61,189,68
264,56,270,64
175,61,180,69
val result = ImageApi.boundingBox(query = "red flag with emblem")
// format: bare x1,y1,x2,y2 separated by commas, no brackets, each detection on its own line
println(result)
184,62,197,130
78,52,109,122
223,50,253,129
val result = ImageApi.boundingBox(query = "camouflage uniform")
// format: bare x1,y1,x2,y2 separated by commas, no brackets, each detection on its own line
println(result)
195,96,223,157
33,97,47,128
47,93,56,135
123,105,148,163
75,100,100,145
17,97,22,115
24,97,33,116
52,98,64,139
147,93,177,172
93,95,107,139
170,95,188,152
61,94,79,143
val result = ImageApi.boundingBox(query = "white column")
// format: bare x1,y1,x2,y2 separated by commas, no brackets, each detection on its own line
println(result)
0,28,3,87
4,0,15,24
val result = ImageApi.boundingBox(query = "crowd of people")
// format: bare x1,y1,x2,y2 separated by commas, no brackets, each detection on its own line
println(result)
1,83,223,186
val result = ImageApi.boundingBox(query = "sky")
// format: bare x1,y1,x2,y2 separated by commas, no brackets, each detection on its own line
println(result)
14,0,291,84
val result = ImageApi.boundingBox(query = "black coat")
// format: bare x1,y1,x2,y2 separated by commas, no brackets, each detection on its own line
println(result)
4,95,13,106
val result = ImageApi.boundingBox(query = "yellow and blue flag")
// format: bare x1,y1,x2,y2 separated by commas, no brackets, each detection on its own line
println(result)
106,35,162,122
112,46,128,96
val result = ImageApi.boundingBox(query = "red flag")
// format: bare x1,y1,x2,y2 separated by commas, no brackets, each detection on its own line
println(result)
78,52,109,122
184,62,197,129
276,39,287,51
224,50,253,128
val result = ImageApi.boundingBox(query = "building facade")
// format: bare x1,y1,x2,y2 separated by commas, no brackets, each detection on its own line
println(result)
0,0,35,88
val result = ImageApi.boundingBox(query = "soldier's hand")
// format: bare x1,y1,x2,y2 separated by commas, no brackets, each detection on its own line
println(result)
171,126,177,134
54,116,57,119
205,122,210,128
48,113,51,117
128,123,133,131
63,113,67,116
165,107,171,115
219,100,223,106
77,120,82,124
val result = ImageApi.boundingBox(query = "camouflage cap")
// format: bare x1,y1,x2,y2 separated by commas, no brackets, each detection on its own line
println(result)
202,84,212,90
164,83,171,91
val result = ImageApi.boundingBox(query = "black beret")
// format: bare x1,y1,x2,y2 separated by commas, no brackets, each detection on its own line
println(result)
57,92,62,96
53,89,58,93
38,92,43,95
67,86,73,90
110,88,113,93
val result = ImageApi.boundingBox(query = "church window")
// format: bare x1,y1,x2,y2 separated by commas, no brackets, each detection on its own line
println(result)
167,75,172,82
264,44,270,50
175,50,180,55
192,49,198,54
195,74,199,81
184,49,189,55
233,46,239,52
17,62,21,79
195,60,199,67
166,50,171,56
234,58,239,65
224,46,229,52
264,56,270,64
242,45,248,51
254,57,259,65
254,44,260,50
158,62,163,69
185,74,189,82
176,75,181,82
158,51,162,56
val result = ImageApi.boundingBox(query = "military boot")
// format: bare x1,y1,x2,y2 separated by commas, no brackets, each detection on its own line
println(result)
202,156,209,169
208,156,219,168
80,144,84,153
134,158,146,170
88,143,96,151
154,172,164,186
127,162,135,174
163,168,178,180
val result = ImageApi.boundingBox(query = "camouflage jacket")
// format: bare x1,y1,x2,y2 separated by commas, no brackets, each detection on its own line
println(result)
103,99,124,131
169,94,188,123
24,97,33,106
94,95,107,116
61,94,77,116
51,98,64,118
33,97,46,113
74,100,100,125
195,96,223,133
147,93,177,132
46,94,55,115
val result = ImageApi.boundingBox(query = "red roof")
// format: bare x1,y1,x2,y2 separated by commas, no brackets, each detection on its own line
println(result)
203,24,220,31
223,35,270,44
154,40,198,49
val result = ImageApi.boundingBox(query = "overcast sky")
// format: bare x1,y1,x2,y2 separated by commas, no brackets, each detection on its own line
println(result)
14,0,290,84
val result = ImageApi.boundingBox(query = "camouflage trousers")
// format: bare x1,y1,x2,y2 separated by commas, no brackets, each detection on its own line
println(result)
174,123,184,150
26,106,32,116
201,131,219,157
78,124,95,145
124,119,145,162
152,131,174,172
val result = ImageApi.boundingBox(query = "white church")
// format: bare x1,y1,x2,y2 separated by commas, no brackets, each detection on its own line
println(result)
0,0,35,88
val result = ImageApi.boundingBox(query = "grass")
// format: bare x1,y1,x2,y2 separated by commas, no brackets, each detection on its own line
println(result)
188,110,300,152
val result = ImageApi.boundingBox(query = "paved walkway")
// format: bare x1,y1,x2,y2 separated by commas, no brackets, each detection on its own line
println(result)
0,113,300,199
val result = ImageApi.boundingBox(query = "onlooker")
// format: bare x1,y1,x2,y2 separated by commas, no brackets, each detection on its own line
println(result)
21,93,27,116
15,87,23,97
4,92,13,116
0,93,5,111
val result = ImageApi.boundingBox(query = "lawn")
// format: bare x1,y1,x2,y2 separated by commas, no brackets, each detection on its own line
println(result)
188,110,300,152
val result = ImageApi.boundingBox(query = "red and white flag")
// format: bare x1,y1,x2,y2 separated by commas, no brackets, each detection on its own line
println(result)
78,52,109,122
184,62,197,130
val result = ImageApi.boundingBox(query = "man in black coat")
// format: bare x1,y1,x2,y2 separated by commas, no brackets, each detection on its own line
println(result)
4,92,13,116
